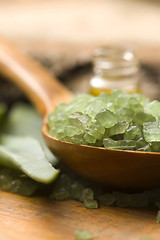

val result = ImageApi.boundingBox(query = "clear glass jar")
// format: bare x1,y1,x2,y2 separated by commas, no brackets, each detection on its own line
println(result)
89,46,140,96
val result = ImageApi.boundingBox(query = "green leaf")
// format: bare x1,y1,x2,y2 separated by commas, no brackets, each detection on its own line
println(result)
3,103,57,165
0,135,59,183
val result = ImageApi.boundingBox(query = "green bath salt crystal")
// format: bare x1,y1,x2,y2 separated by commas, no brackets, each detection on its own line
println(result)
109,122,129,136
83,199,98,209
69,112,91,130
50,187,70,200
66,94,94,115
83,132,97,144
98,193,116,206
95,109,117,128
143,120,160,142
64,125,83,137
129,192,149,208
128,97,144,113
116,107,133,123
48,103,67,128
84,121,105,143
0,168,13,191
150,142,160,152
144,100,160,119
110,89,130,108
48,91,160,152
50,174,72,200
79,188,94,202
103,138,136,150
70,181,84,200
85,98,107,118
68,134,87,145
75,230,95,240
0,167,38,196
112,191,131,208
133,112,156,126
124,125,142,140
10,177,38,196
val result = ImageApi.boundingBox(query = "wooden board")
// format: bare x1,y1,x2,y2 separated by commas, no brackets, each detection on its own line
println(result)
0,191,160,240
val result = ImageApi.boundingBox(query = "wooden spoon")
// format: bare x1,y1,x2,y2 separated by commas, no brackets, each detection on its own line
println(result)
0,38,160,190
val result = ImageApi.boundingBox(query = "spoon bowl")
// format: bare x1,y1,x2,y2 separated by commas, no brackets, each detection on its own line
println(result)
43,124,160,190
0,37,160,190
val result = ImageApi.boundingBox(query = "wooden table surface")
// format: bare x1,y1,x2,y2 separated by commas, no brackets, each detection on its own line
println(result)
0,191,160,240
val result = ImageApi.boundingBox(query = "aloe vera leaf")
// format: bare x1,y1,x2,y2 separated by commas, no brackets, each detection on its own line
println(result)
4,103,57,165
0,135,59,183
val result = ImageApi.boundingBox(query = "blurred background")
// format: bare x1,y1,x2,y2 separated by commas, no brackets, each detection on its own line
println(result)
0,0,160,100
1,0,160,47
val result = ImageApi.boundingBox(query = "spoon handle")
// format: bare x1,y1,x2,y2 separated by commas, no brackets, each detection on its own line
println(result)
0,37,73,116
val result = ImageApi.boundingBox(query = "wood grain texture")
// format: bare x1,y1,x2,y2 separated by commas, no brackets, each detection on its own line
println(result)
0,191,160,240
0,37,73,116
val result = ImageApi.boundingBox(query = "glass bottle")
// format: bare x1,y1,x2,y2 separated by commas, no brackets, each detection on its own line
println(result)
89,46,140,96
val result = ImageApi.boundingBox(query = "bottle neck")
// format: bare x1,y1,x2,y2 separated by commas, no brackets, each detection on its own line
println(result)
93,46,139,80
